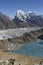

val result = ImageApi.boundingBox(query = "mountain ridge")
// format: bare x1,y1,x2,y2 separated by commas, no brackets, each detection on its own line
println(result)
13,10,43,27
0,10,43,29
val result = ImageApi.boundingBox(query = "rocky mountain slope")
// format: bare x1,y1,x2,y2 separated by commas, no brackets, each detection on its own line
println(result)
0,12,16,29
10,28,43,44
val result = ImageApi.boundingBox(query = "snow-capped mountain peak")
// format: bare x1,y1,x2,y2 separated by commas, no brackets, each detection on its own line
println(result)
16,10,27,22
16,10,25,16
13,10,43,27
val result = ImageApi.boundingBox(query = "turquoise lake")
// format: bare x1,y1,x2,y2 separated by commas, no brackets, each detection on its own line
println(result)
11,39,43,58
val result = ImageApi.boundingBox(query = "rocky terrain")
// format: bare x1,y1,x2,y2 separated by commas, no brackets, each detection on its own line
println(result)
0,52,43,65
0,28,43,51
0,12,17,29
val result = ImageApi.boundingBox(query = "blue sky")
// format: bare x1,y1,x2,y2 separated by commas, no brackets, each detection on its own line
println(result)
0,0,43,17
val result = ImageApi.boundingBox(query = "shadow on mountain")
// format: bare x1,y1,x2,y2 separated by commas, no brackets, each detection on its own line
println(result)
38,34,43,40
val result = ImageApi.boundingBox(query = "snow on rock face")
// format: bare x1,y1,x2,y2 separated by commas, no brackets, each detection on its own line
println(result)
15,10,37,22
26,12,36,20
16,10,26,22
26,11,36,17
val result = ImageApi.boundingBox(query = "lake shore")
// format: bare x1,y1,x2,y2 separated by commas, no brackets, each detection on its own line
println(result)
0,52,43,65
